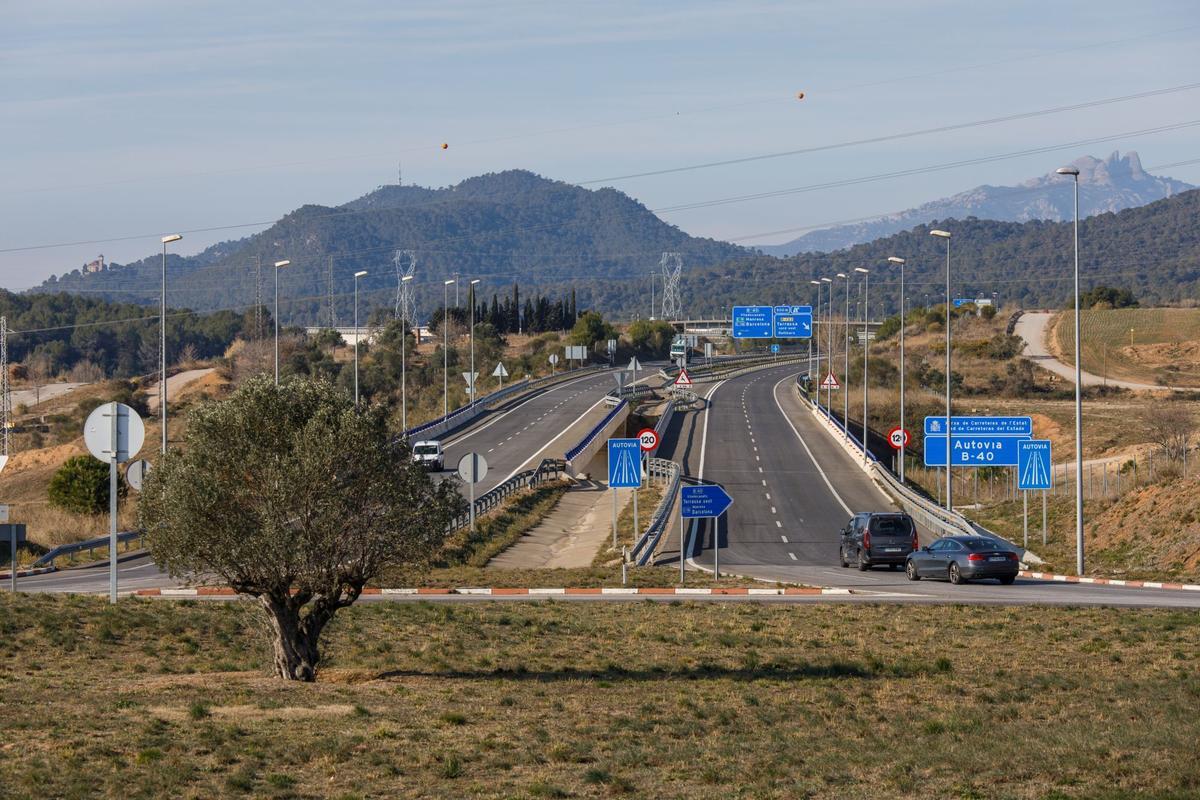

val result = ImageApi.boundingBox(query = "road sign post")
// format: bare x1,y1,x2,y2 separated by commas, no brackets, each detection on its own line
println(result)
680,484,733,579
1017,439,1051,551
84,402,145,604
457,453,488,533
608,439,642,550
492,362,508,389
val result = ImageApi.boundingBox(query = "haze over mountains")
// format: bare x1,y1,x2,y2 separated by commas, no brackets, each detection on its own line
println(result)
757,152,1194,256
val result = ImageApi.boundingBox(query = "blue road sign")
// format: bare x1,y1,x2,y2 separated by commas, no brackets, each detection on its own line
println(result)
773,305,813,338
732,306,773,339
924,416,1033,437
607,438,643,488
924,435,1026,467
1018,439,1053,490
770,344,781,353
952,298,976,308
681,484,734,519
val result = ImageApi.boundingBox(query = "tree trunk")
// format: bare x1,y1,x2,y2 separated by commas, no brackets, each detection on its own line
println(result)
259,595,322,681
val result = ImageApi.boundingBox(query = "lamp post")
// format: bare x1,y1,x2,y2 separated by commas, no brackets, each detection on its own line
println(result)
353,270,368,409
837,272,849,440
930,230,952,511
469,278,481,407
400,274,413,430
159,233,181,453
888,256,907,481
809,279,821,383
1057,165,1085,575
855,267,869,461
273,260,290,386
443,279,455,418
821,277,833,415
649,271,656,320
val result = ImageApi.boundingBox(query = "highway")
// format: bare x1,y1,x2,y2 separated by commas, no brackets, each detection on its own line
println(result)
684,363,1200,608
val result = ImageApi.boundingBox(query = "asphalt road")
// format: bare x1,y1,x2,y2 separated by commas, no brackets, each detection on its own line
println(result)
684,364,1200,608
12,552,170,595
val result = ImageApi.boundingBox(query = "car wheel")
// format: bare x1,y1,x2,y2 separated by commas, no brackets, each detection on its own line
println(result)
838,546,848,568
857,549,870,571
905,560,920,581
999,575,1016,585
948,562,967,585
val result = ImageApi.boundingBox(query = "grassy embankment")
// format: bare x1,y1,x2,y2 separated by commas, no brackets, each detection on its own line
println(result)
1052,307,1200,388
2,595,1199,799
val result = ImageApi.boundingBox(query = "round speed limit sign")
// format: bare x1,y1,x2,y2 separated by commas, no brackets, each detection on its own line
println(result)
887,426,910,450
637,428,659,452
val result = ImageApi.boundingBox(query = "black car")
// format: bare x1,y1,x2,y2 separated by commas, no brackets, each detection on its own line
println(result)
905,536,1020,585
839,512,918,571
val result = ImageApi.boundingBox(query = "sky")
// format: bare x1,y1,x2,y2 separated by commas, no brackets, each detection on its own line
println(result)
2,0,1199,289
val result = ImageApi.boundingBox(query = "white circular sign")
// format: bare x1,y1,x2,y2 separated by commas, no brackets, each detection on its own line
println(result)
637,428,659,452
887,427,910,450
126,459,152,492
457,452,489,484
84,402,145,464
548,354,560,365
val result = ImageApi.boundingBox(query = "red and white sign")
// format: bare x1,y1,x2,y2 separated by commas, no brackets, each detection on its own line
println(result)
820,372,840,389
637,428,659,452
887,426,910,450
674,368,693,387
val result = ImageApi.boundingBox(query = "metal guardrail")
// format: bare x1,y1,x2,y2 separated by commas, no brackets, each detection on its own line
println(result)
629,457,681,565
564,399,628,463
448,458,567,531
32,530,144,567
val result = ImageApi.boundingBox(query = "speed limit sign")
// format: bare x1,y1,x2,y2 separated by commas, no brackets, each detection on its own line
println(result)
637,428,659,452
887,426,910,450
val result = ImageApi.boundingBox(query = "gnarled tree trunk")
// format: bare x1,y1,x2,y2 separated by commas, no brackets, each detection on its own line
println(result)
259,595,327,681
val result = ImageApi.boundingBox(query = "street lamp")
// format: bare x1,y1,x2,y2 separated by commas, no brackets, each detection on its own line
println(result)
273,260,290,386
837,272,850,440
649,272,656,320
1057,164,1085,574
809,279,821,383
443,279,455,418
888,256,907,481
353,271,368,409
469,278,481,407
930,230,952,511
401,274,413,431
159,233,181,453
821,277,833,415
855,267,869,462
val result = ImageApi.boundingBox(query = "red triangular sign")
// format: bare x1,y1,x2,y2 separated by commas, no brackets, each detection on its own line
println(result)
821,372,840,389
674,368,693,387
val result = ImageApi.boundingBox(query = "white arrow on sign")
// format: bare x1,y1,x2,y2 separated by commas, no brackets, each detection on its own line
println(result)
492,363,508,378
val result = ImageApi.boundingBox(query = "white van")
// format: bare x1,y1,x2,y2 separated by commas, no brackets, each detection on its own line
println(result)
411,440,444,471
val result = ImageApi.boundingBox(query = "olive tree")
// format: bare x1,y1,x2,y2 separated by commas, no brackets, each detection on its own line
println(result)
139,375,464,681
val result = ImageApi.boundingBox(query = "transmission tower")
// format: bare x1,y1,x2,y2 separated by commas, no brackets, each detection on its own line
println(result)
1,316,10,457
394,249,418,325
659,252,683,321
327,255,336,329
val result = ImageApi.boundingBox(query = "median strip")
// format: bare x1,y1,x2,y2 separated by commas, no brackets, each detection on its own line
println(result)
135,586,853,597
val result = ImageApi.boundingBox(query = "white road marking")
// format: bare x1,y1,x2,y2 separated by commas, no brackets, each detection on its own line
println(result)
781,534,788,543
788,552,798,561
771,373,853,515
770,506,776,514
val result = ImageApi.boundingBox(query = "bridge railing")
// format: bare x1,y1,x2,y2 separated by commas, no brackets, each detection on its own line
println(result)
564,399,628,464
448,458,567,532
629,457,681,565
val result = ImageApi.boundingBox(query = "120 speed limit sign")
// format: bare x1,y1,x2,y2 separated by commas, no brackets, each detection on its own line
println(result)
887,426,910,450
637,428,659,452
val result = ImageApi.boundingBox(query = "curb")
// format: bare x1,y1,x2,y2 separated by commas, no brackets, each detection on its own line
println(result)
135,586,851,598
1019,571,1200,592
0,566,56,580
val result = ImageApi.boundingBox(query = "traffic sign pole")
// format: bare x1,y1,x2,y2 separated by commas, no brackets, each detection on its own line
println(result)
1023,490,1029,549
109,407,118,604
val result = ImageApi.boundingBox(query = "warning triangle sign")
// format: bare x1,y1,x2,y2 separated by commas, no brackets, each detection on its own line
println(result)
674,368,694,387
820,372,840,389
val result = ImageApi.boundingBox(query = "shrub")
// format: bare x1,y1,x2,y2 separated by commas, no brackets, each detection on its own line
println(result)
47,455,124,515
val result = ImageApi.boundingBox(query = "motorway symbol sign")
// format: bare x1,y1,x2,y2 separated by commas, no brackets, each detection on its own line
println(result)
681,484,734,519
125,459,152,492
732,305,773,339
84,402,145,464
457,452,488,484
923,416,1033,437
492,362,508,378
637,428,659,452
821,372,840,389
772,305,813,338
674,368,693,387
770,344,780,353
1018,439,1053,490
887,427,909,450
607,439,643,488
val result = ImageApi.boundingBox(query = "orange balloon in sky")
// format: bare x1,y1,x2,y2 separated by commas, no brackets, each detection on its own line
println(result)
441,142,449,150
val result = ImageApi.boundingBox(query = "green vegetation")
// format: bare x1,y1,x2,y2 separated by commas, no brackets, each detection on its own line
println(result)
1054,306,1200,387
46,455,123,515
436,483,570,568
3,595,1200,799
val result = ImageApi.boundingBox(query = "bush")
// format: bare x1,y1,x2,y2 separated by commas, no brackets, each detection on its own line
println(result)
48,455,124,515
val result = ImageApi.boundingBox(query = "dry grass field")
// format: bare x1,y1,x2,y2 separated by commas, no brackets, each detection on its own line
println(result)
2,595,1198,799
1052,307,1200,387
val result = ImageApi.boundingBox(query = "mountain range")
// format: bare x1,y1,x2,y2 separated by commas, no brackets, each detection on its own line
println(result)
756,151,1194,256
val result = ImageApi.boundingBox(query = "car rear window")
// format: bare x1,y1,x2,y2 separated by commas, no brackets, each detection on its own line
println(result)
869,516,913,536
963,538,1001,551
414,445,439,455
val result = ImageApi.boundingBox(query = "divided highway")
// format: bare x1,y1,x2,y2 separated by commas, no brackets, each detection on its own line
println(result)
686,364,1200,608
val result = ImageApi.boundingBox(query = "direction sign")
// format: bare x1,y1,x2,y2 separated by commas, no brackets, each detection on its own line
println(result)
457,452,488,484
769,344,780,354
923,416,1033,437
674,368,693,387
681,484,734,519
1018,439,1053,490
607,439,642,488
84,402,145,464
952,298,977,308
924,435,1025,467
772,305,813,338
492,363,508,378
637,428,659,452
732,306,773,339
821,372,840,389
887,427,909,450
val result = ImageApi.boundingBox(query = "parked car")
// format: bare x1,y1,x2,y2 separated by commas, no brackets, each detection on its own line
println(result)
839,512,919,571
411,440,444,471
905,536,1019,585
